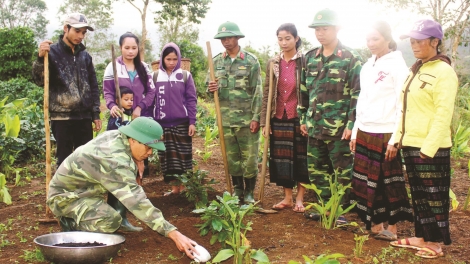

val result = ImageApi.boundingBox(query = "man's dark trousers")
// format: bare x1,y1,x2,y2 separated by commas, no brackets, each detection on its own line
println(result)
51,120,93,167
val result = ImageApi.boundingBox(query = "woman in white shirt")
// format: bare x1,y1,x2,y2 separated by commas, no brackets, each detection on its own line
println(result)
349,21,413,241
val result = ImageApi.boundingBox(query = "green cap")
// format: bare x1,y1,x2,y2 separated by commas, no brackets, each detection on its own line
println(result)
119,117,165,151
214,21,245,39
309,9,339,28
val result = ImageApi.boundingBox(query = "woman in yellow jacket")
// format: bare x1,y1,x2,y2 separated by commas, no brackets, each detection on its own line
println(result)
391,20,457,259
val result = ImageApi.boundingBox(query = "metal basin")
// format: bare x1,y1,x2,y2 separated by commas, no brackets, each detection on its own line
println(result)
34,232,125,264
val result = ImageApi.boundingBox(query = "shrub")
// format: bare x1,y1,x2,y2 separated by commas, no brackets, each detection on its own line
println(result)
0,78,43,106
0,27,36,81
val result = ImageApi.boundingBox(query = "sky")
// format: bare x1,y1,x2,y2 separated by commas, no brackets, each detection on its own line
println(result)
44,0,428,58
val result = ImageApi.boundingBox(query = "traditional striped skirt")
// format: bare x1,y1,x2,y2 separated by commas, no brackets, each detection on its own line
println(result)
350,130,413,230
269,117,309,188
402,147,452,245
158,123,193,182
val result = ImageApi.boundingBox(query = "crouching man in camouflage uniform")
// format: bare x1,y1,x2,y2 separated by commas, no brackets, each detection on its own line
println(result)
207,21,263,203
298,9,362,212
47,117,198,259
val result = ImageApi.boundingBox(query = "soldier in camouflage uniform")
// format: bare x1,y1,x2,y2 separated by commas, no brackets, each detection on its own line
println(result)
47,117,199,259
298,9,362,205
207,21,263,203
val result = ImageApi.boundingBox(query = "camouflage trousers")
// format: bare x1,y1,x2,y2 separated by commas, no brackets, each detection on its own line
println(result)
48,196,121,233
222,126,259,178
307,137,352,199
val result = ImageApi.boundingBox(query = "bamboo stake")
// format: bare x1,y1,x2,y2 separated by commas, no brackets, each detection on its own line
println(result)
258,62,274,203
39,51,55,223
206,41,232,194
111,45,122,112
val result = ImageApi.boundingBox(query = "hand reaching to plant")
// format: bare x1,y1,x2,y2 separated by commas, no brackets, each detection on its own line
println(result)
167,230,197,259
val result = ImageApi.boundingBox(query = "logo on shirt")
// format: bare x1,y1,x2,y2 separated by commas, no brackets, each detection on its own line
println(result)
375,71,389,84
158,85,166,119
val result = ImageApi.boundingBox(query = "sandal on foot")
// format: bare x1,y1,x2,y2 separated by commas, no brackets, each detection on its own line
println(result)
293,204,305,213
304,211,321,221
415,246,444,259
390,238,422,250
272,202,293,210
374,230,397,241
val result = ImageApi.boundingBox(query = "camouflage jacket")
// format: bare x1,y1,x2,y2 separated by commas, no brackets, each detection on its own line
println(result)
46,130,177,236
298,41,362,140
209,48,262,127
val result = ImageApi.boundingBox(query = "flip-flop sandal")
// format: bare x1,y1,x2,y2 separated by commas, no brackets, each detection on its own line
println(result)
272,202,293,210
415,246,444,259
374,230,397,241
390,238,422,250
293,204,305,213
336,216,348,225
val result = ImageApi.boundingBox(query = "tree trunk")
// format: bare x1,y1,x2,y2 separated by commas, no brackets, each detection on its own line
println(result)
140,0,149,61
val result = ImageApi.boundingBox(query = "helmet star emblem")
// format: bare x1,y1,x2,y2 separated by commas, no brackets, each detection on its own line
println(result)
221,27,226,31
317,15,322,19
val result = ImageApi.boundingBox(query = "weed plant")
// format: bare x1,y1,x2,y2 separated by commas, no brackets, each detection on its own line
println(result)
193,192,269,264
19,248,46,262
353,234,368,258
288,253,345,264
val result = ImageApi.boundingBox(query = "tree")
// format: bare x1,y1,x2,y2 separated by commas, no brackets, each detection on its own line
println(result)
157,16,199,49
0,0,49,39
58,0,116,63
176,39,207,98
370,0,470,61
243,44,273,78
300,37,314,54
125,0,211,60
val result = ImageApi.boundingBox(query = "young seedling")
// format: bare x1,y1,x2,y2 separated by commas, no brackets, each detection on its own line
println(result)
194,192,269,264
303,170,356,230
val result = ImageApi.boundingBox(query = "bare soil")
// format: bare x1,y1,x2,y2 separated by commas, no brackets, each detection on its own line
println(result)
1,136,469,263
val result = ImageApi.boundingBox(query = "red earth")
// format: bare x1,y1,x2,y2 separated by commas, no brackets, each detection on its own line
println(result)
1,136,469,263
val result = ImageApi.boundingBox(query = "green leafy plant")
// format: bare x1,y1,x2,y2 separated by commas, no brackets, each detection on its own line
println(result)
449,188,459,211
303,172,356,229
451,121,470,158
195,99,216,136
19,248,46,262
353,234,369,258
0,235,14,248
288,253,345,264
0,173,12,205
195,125,218,162
193,192,269,264
0,27,36,81
176,169,217,209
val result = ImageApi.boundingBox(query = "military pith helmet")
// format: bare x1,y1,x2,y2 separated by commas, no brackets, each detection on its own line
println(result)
309,9,339,28
214,21,245,39
119,117,165,151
